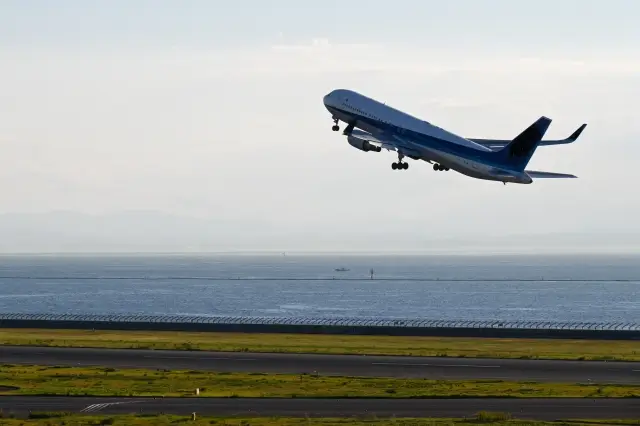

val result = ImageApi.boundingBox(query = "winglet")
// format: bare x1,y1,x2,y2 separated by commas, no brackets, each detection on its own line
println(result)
566,123,587,142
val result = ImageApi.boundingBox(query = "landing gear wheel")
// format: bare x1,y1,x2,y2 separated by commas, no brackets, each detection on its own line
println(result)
332,125,339,131
433,164,440,171
393,152,408,171
392,162,409,170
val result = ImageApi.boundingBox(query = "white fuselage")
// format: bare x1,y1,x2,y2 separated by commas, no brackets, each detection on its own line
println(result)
323,89,532,184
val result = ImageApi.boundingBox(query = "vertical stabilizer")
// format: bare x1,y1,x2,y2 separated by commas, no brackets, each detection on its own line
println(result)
497,116,552,170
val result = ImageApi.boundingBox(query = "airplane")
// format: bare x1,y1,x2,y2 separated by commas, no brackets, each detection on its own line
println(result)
322,89,587,184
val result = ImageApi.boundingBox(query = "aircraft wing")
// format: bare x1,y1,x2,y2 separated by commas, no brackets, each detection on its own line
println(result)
350,129,422,157
469,124,587,151
349,129,392,147
526,170,577,179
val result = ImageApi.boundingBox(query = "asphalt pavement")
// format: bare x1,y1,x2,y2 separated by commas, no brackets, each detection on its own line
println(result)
0,396,638,420
1,345,639,384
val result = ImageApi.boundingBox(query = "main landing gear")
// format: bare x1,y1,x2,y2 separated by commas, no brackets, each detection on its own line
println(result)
392,153,409,170
332,118,340,132
433,163,449,171
392,162,408,170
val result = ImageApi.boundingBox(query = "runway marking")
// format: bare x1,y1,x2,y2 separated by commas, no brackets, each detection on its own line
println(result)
371,362,500,368
80,401,142,413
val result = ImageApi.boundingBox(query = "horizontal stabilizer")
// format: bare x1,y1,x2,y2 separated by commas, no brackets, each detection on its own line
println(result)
526,170,577,179
470,123,587,150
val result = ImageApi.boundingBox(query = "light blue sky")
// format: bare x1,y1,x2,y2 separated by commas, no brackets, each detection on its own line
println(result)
0,1,639,253
2,0,639,51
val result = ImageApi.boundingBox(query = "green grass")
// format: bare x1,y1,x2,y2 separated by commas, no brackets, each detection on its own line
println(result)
1,328,640,361
0,365,638,398
0,412,638,426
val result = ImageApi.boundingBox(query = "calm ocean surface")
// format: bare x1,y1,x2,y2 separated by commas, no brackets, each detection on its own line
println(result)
0,254,639,323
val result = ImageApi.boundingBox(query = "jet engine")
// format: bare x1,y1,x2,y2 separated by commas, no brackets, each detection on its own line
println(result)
347,135,382,152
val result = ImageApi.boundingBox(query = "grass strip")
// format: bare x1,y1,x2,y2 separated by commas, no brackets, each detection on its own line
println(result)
1,328,640,361
0,365,638,398
0,412,638,425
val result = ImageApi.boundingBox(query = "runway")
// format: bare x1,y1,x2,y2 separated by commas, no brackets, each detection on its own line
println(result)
0,396,638,420
1,345,639,384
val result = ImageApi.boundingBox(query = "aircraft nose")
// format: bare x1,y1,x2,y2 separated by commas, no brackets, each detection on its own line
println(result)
324,89,343,105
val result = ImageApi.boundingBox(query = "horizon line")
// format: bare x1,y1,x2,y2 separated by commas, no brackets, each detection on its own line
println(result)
1,249,639,257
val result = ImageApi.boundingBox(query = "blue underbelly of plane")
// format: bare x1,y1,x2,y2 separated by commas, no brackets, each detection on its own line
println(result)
327,106,533,184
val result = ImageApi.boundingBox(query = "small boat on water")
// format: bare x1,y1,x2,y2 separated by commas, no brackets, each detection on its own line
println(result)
334,267,350,272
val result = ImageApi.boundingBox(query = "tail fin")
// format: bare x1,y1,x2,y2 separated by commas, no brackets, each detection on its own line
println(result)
497,116,552,171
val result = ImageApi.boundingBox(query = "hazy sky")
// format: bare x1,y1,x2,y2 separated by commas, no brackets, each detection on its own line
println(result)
1,0,640,252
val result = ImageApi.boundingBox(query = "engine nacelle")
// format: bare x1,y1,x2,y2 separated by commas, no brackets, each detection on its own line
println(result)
347,135,382,153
